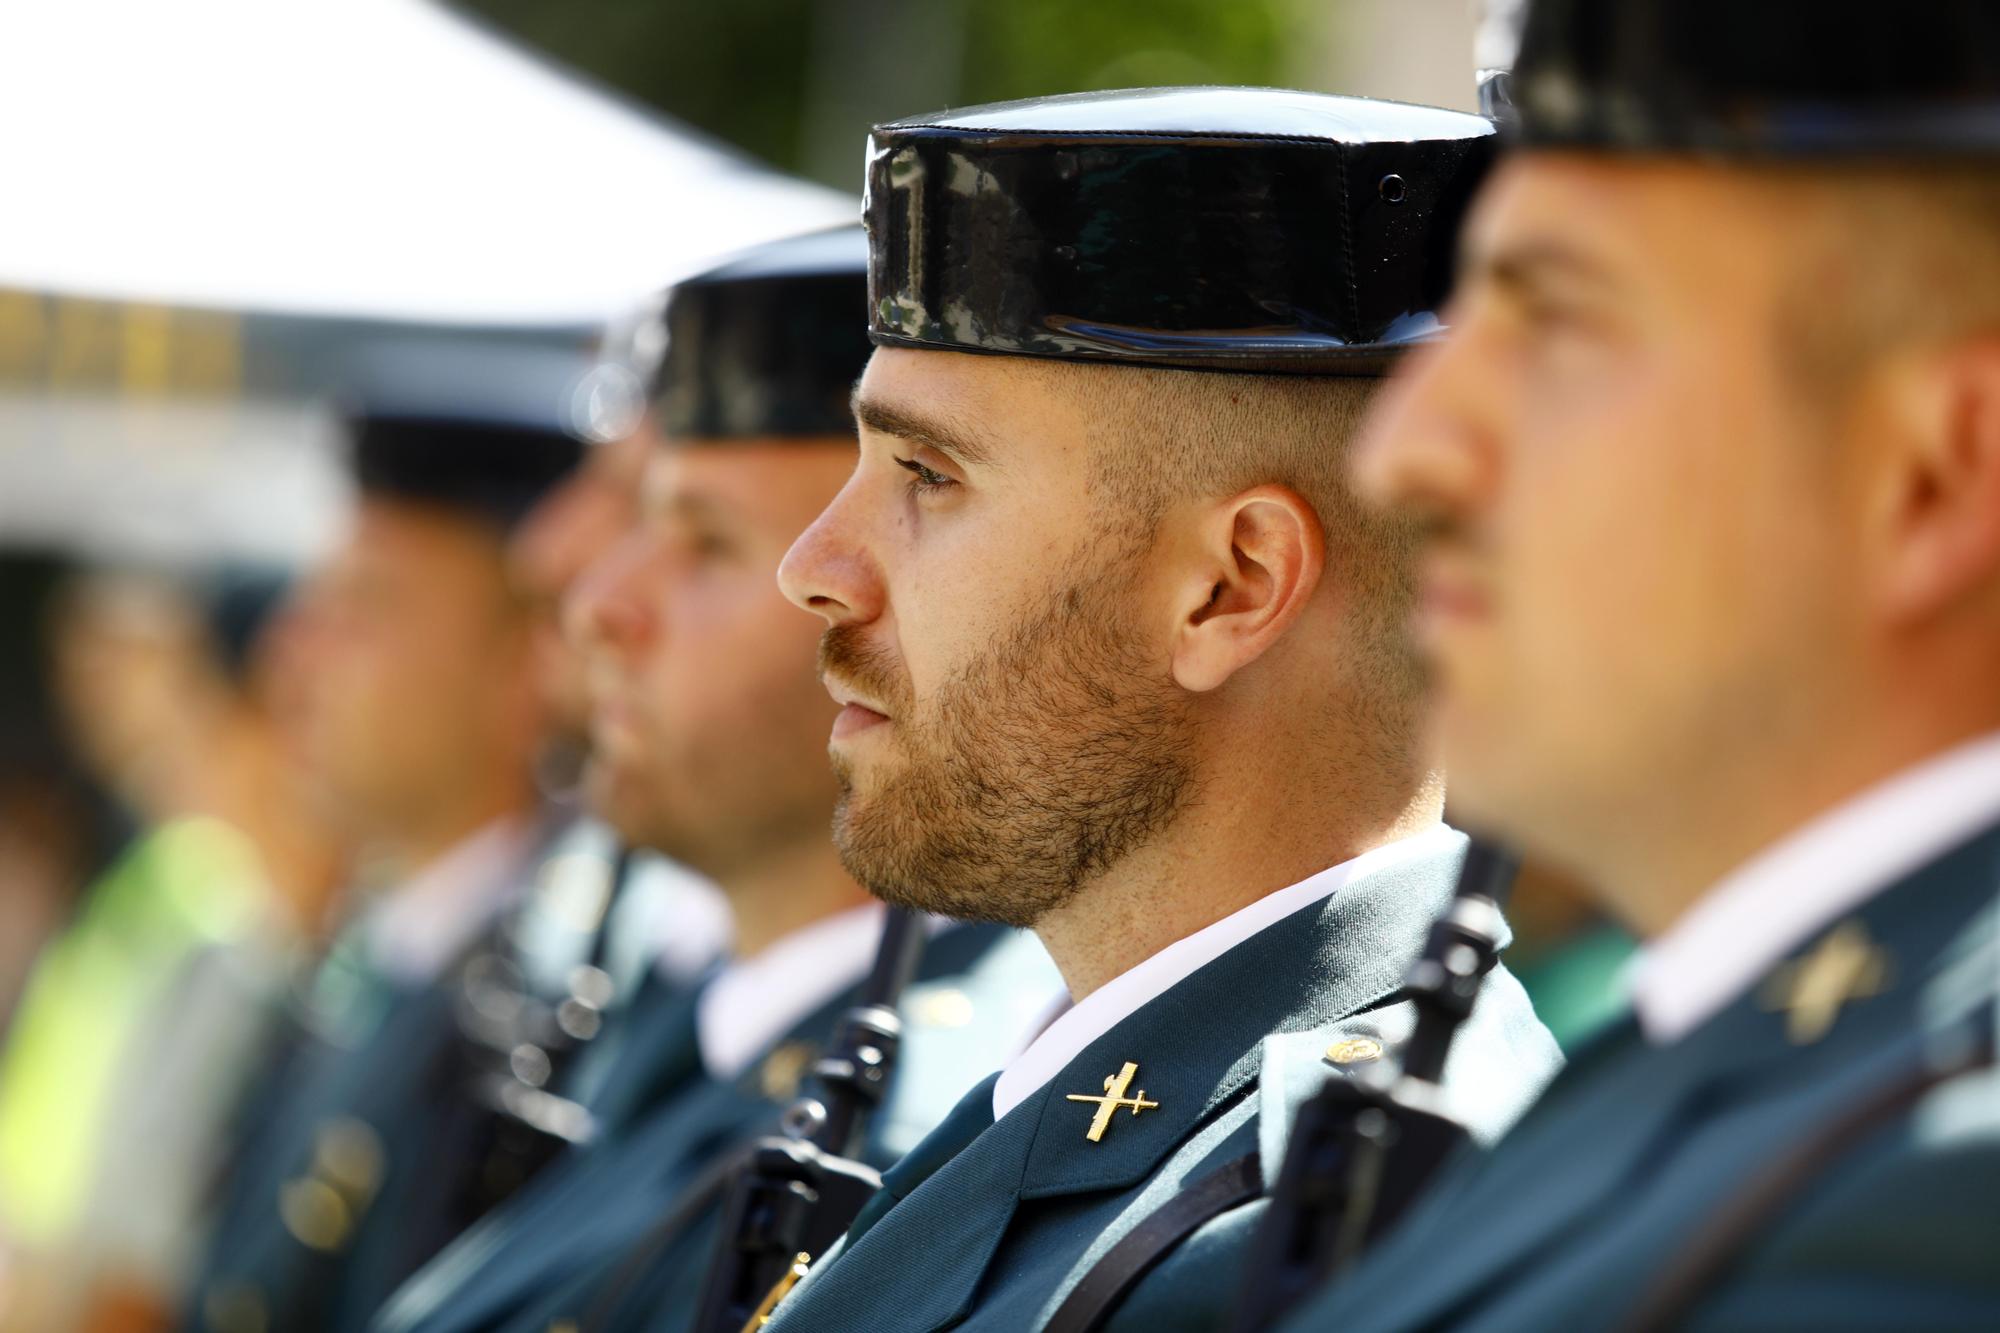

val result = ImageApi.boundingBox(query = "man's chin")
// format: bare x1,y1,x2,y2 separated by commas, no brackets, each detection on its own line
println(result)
833,820,1053,933
586,766,667,847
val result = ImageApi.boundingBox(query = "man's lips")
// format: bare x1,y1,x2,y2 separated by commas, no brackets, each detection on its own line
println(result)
822,674,892,742
589,701,647,755
1421,578,1492,620
1417,554,1493,625
831,701,891,741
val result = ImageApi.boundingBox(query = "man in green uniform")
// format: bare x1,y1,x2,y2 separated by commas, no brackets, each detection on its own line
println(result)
759,88,1560,1332
186,399,585,1333
369,227,1062,1333
1278,0,2000,1327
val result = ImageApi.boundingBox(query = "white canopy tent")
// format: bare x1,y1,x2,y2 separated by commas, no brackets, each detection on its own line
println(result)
0,0,857,565
0,0,855,326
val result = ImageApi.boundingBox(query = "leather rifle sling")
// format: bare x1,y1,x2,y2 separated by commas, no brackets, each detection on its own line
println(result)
1043,1152,1264,1333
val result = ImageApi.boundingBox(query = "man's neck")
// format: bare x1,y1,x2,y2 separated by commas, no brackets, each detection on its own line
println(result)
1592,689,2000,937
1035,766,1446,1001
375,782,538,887
720,835,876,960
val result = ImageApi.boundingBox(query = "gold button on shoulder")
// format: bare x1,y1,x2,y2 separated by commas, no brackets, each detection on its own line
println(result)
1325,1037,1384,1066
313,1116,386,1200
758,1041,816,1101
278,1177,353,1252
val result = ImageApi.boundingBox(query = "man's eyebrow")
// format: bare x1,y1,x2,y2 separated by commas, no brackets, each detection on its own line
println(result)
851,391,998,469
663,490,730,522
1465,237,1622,301
642,482,731,526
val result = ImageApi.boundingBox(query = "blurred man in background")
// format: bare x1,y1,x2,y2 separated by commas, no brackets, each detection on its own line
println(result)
1286,0,2000,1327
0,568,345,1332
184,406,583,1333
502,369,731,1035
374,228,1062,1333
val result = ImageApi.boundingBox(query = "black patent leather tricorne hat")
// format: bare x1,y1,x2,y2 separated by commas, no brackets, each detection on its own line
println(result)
864,87,1496,376
654,227,872,440
340,350,589,533
348,414,584,534
1511,0,2000,155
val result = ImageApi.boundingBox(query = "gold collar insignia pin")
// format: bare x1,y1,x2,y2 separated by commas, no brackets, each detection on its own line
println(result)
1066,1061,1160,1142
1761,919,1892,1045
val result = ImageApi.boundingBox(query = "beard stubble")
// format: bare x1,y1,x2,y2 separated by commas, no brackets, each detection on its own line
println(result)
819,551,1196,928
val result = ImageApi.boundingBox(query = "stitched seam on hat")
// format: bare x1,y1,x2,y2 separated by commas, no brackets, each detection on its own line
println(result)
1337,147,1361,338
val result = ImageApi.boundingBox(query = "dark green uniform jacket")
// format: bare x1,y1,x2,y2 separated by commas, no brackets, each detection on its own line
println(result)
371,922,1060,1333
762,833,1561,1332
185,928,498,1333
1282,822,2000,1332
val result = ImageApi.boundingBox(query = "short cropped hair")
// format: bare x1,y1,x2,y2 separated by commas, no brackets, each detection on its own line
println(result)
1776,166,2000,392
1049,361,1424,728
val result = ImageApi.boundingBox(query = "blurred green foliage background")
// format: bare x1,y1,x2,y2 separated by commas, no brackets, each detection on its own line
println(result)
460,0,1333,186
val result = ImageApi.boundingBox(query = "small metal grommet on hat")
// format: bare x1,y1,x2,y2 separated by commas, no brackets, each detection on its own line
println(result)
1378,174,1408,204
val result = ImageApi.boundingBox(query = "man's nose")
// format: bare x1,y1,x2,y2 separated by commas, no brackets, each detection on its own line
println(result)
564,529,655,656
1350,334,1499,526
778,478,883,627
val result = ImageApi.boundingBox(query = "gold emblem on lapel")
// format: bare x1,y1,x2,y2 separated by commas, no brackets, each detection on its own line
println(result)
1065,1061,1161,1142
758,1041,816,1100
1761,920,1892,1045
1325,1037,1384,1066
743,1252,812,1330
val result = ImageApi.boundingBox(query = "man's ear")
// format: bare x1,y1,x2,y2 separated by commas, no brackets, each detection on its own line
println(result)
1168,484,1326,693
1871,340,2000,626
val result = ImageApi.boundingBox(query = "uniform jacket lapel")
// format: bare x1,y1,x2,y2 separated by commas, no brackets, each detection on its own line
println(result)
377,990,730,1333
574,973,707,1140
789,844,1468,1332
1019,847,1467,1203
1308,821,2000,1333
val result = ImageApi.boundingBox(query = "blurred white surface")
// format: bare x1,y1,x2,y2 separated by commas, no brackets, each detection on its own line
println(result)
0,392,347,565
0,0,855,324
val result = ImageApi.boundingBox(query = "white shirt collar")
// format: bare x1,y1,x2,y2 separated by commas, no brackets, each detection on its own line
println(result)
696,903,886,1082
991,825,1464,1122
1629,729,2000,1046
364,819,534,985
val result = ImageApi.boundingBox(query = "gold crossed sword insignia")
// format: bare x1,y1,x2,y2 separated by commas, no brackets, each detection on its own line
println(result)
1066,1061,1161,1142
1761,919,1893,1045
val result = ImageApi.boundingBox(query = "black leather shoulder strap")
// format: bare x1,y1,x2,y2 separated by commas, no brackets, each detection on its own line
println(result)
1044,1152,1264,1333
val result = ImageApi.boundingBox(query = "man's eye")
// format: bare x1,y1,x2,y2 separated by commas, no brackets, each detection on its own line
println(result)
1515,293,1602,340
895,457,956,495
685,530,734,560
